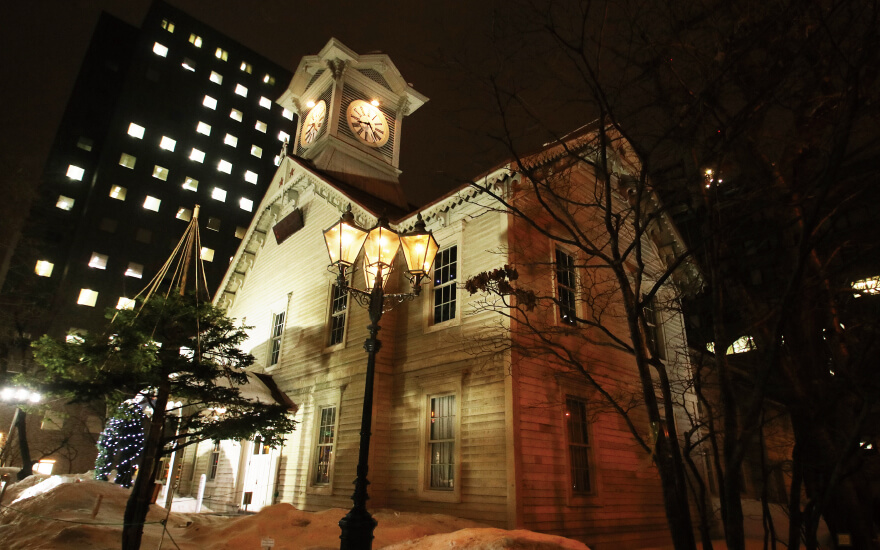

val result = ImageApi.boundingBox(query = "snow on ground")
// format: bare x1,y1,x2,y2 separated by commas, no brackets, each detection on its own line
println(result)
0,474,591,549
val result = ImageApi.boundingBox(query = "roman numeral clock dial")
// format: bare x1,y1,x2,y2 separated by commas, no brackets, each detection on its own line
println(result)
346,99,390,147
300,100,326,147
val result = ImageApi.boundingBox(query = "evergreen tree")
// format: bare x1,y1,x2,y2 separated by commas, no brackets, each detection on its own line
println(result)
95,403,146,488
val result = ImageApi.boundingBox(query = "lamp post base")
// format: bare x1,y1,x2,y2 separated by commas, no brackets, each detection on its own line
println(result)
339,505,377,550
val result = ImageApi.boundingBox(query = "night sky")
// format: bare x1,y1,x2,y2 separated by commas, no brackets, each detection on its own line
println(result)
1,0,513,211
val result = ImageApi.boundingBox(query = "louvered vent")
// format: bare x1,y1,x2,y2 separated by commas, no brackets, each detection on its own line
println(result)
339,84,395,160
356,68,392,91
306,69,325,90
296,86,333,156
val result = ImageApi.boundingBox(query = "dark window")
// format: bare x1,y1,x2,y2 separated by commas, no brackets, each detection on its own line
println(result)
135,228,152,244
556,249,576,325
566,397,592,494
269,311,285,365
313,406,336,485
643,295,666,360
433,246,457,324
207,217,221,232
209,442,220,480
99,218,117,233
328,284,347,346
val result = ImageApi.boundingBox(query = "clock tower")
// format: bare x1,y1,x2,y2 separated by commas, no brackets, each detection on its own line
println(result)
278,39,428,208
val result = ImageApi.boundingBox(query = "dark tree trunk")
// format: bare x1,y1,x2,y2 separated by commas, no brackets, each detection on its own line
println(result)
14,409,33,481
121,379,170,550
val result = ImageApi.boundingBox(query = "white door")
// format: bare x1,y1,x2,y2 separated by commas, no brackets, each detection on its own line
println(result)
240,437,275,511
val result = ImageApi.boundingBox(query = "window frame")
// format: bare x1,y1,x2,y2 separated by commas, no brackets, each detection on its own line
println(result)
554,246,578,326
423,225,463,333
642,293,666,360
561,393,599,505
208,441,221,481
307,388,342,495
417,375,463,503
325,282,350,350
268,310,285,367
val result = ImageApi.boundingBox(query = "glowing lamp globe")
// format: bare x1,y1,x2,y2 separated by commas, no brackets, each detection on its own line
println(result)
400,214,439,277
323,208,368,270
362,219,400,270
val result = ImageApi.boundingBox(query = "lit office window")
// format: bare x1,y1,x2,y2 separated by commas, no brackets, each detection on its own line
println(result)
263,74,275,85
188,33,202,48
152,165,169,181
250,145,263,158
217,159,232,174
223,134,238,147
244,170,258,184
143,196,161,212
34,261,54,278
161,19,175,32
176,207,192,221
182,177,198,192
196,121,212,136
189,148,205,163
278,131,290,143
181,58,196,72
255,120,267,133
282,108,293,120
127,123,145,139
230,109,243,122
119,153,136,169
239,197,253,212
200,247,215,262
215,48,228,61
125,262,144,278
88,252,108,270
235,226,247,239
210,71,223,85
56,195,74,211
159,137,176,152
203,95,217,110
66,165,85,181
211,187,227,202
235,84,248,97
77,289,99,307
116,297,136,310
240,62,252,73
259,97,272,109
153,43,168,57
109,185,127,200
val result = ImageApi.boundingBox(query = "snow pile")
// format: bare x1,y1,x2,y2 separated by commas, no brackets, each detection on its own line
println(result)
11,473,93,504
0,475,590,549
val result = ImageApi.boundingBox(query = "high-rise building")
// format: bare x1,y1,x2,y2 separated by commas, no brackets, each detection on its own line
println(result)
2,1,295,340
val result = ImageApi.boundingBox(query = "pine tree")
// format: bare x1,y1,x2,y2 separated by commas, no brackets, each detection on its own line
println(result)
95,403,146,488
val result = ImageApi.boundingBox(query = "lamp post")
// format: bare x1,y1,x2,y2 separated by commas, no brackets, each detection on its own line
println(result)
324,208,438,550
0,387,42,479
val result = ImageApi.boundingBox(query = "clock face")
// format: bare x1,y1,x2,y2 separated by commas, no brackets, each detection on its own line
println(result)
300,100,326,147
346,100,390,147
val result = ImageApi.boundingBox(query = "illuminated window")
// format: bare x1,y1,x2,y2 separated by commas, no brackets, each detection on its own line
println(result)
244,170,258,184
328,283,348,346
312,405,337,485
239,197,253,212
215,48,228,61
196,121,211,136
852,276,880,297
127,123,145,139
88,252,108,270
176,207,192,221
182,177,198,192
235,84,248,97
152,42,168,57
200,247,215,262
278,131,290,143
250,145,263,158
282,108,293,121
255,120,267,133
207,217,221,231
34,460,55,476
274,155,282,166
240,61,252,73
76,136,93,151
159,137,176,152
223,134,238,147
161,19,174,32
77,289,99,307
433,246,458,324
209,71,223,85
56,195,74,211
109,185,127,201
203,95,217,110
726,335,756,355
116,297,136,310
125,262,143,278
217,159,232,174
259,96,272,109
181,58,196,72
235,226,247,239
152,165,169,181
427,394,456,490
211,187,227,202
565,397,594,494
135,228,152,243
34,261,54,278
230,109,243,122
119,153,136,169
143,196,161,212
188,33,202,47
66,165,85,181
189,148,205,163
263,74,275,85
556,249,576,326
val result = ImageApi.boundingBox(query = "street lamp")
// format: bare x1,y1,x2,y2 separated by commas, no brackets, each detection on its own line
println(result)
324,208,439,550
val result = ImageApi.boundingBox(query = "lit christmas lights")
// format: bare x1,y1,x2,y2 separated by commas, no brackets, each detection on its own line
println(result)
95,403,146,488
